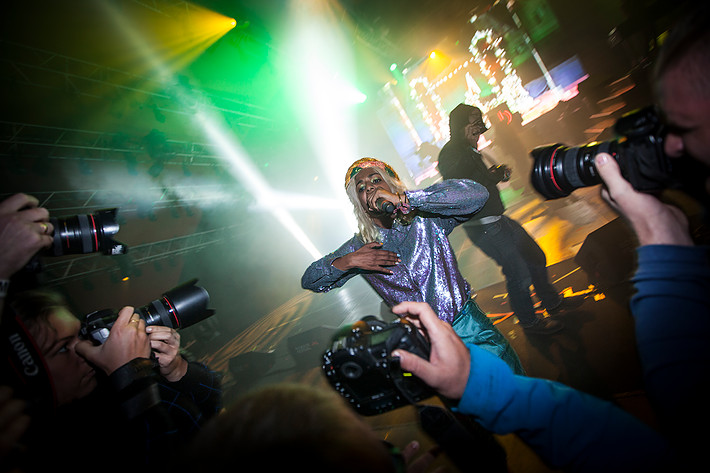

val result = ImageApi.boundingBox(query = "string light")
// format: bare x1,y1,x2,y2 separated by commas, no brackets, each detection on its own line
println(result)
404,27,535,144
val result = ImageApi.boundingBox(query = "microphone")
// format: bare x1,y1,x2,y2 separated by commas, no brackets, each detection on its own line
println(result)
375,198,395,213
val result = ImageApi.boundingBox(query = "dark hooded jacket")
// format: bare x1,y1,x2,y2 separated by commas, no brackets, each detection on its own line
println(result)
437,104,505,220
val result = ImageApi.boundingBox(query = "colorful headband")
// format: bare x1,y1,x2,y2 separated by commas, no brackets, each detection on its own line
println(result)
344,158,399,189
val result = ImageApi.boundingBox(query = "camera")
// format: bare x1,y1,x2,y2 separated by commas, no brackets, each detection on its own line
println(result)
49,208,127,256
322,315,434,416
529,106,675,199
80,278,215,345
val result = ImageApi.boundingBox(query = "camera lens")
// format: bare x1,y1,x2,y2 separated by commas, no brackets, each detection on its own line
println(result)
139,279,215,330
529,141,619,199
80,279,215,345
49,208,126,256
529,106,672,200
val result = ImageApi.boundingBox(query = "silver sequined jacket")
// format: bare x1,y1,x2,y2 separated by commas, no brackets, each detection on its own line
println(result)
301,179,488,323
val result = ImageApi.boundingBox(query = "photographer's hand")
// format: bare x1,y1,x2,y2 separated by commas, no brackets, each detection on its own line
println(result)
400,440,444,473
595,153,693,246
0,193,54,280
391,301,470,400
332,242,400,274
147,326,188,382
75,306,151,375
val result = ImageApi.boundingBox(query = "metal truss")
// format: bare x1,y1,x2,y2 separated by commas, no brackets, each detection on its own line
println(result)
0,120,230,169
0,39,273,129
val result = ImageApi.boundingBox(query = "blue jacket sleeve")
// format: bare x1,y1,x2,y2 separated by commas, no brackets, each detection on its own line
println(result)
454,344,672,472
630,245,710,434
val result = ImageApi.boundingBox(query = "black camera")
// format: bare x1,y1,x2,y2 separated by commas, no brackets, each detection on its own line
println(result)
80,279,215,345
530,106,675,199
322,315,434,416
49,208,127,256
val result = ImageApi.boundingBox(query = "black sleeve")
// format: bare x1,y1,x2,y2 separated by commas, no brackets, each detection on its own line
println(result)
159,360,223,421
438,142,477,180
438,143,498,188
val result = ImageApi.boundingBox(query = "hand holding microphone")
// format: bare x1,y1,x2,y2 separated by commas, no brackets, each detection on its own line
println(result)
375,198,395,214
368,189,408,215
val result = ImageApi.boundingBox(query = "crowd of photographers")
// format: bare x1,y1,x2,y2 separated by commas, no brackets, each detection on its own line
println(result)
3,2,709,472
0,194,223,472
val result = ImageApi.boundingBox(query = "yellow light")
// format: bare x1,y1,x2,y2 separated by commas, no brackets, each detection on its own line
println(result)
97,2,237,74
430,51,436,59
122,276,130,282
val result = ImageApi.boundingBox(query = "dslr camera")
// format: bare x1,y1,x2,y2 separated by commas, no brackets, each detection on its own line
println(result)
80,279,215,345
322,315,434,416
529,106,675,199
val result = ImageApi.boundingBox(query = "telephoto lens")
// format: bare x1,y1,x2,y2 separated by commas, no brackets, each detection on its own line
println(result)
80,279,215,345
529,141,618,199
529,106,673,200
49,208,127,256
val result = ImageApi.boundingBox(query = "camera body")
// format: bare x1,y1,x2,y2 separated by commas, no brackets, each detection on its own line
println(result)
80,279,215,345
322,316,434,416
530,106,674,199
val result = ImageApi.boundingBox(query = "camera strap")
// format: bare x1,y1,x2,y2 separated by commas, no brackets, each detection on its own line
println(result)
1,312,57,412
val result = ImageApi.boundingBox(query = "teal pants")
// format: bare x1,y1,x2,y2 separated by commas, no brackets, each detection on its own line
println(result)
452,298,525,375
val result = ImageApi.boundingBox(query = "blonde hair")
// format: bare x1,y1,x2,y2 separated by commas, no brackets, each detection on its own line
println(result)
345,168,410,243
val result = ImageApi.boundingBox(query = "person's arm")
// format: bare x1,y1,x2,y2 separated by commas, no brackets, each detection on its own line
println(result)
147,326,189,382
594,153,693,246
391,301,673,473
0,194,54,321
438,144,501,187
437,143,478,181
406,179,488,218
630,244,710,434
148,325,223,420
456,346,671,473
157,361,223,421
594,152,710,434
301,237,398,291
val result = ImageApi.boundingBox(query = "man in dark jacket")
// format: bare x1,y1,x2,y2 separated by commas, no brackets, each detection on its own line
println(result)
437,104,582,335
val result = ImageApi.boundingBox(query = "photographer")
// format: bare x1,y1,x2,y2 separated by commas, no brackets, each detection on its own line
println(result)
591,3,710,466
1,193,54,468
0,190,222,471
391,301,673,472
5,289,222,472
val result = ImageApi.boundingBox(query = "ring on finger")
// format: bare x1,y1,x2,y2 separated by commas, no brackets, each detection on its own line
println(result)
39,222,48,234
